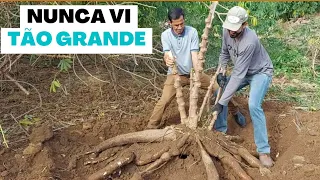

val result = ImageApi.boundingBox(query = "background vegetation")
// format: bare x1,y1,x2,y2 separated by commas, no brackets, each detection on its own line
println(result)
1,1,320,109
136,1,320,110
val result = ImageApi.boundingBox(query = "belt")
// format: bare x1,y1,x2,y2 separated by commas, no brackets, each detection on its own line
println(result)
180,74,190,78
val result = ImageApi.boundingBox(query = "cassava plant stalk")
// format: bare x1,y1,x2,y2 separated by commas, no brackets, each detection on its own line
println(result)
188,1,219,129
188,69,194,123
207,69,226,130
168,51,188,125
198,65,221,122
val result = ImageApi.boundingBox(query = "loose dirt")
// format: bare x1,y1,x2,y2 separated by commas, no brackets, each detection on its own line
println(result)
0,62,319,180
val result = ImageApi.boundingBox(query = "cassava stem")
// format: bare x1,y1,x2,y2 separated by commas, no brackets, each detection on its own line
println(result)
168,51,188,125
198,65,221,122
207,69,226,130
189,69,195,125
188,1,219,129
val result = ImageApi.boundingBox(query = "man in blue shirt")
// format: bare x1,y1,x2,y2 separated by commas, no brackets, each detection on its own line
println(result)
147,7,246,130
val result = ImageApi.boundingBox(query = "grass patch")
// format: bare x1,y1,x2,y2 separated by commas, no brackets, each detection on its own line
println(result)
257,14,320,110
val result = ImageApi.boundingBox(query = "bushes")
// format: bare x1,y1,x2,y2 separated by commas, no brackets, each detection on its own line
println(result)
135,2,320,72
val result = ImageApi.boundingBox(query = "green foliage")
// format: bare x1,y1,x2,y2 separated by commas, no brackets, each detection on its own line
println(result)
268,83,320,111
19,115,40,127
134,1,320,109
262,38,308,76
238,2,320,34
134,2,320,69
50,79,61,93
50,59,72,93
58,59,72,72
2,1,320,106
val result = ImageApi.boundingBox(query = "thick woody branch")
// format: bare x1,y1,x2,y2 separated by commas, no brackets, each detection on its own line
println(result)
208,111,218,131
188,1,219,129
168,51,188,125
198,65,221,122
174,71,188,125
188,69,195,124
207,69,226,130
188,72,201,129
198,2,218,70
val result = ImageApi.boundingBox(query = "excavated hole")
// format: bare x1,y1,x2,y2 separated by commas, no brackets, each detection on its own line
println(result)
179,153,189,159
225,100,299,161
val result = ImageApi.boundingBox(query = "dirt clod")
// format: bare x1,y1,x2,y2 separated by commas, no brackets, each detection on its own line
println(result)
308,129,319,136
23,143,43,155
302,164,317,175
292,155,306,164
0,171,8,177
29,121,53,144
83,122,93,130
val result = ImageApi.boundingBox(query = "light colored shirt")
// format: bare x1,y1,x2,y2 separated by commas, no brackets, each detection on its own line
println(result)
218,27,274,106
161,26,199,75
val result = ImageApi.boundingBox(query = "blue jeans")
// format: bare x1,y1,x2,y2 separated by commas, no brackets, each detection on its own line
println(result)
214,73,272,154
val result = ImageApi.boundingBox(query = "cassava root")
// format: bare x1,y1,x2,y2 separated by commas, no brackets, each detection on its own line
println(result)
87,151,135,180
86,127,176,157
133,133,190,179
196,137,219,180
80,2,269,180
82,125,268,180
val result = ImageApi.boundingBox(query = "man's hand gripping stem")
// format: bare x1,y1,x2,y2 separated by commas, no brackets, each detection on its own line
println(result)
208,66,226,130
164,52,176,67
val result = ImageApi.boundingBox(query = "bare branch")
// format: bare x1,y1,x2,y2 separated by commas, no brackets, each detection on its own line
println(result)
4,74,30,95
0,55,9,69
2,54,23,73
100,54,162,91
76,55,110,84
72,56,89,86
0,79,42,120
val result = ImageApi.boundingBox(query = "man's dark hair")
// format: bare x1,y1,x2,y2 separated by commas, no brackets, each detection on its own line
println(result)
168,7,184,22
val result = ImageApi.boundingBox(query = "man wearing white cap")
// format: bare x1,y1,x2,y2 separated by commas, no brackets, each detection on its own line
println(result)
212,6,274,167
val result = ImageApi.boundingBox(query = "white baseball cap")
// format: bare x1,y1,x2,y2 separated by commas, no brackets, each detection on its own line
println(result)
223,6,248,31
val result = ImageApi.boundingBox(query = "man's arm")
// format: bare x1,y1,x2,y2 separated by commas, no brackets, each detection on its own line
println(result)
161,32,174,66
191,51,199,71
191,29,200,72
219,29,231,70
218,43,255,106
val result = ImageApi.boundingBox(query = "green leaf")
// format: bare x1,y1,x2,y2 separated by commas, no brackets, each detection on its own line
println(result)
58,59,73,72
238,2,245,8
19,119,34,126
19,115,40,127
50,79,61,93
53,80,61,88
50,83,56,93
251,16,258,26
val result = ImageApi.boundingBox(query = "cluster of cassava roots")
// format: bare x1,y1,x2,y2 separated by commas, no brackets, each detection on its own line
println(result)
73,2,271,180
